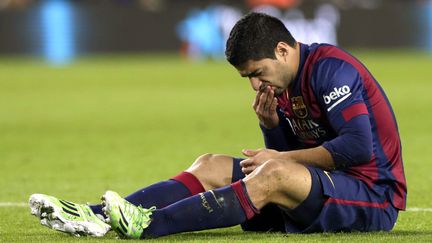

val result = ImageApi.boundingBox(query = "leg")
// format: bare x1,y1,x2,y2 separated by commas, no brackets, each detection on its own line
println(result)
296,167,399,232
244,159,312,210
244,164,399,233
103,158,317,238
240,160,324,232
186,153,239,190
91,153,235,214
141,159,314,237
124,153,236,206
31,153,238,237
243,162,399,233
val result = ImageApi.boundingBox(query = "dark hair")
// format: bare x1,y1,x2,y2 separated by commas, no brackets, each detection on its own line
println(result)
225,12,296,67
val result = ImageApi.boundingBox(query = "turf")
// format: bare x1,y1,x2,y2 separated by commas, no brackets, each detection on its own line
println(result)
0,50,431,242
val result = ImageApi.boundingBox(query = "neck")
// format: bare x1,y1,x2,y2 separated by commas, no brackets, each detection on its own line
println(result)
293,42,301,76
289,42,301,83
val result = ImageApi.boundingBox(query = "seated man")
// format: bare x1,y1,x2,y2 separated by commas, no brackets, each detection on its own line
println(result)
29,12,406,239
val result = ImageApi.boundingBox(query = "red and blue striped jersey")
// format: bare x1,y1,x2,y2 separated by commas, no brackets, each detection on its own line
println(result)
263,43,406,210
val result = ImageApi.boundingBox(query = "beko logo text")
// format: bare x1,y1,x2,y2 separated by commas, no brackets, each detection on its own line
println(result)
323,85,351,104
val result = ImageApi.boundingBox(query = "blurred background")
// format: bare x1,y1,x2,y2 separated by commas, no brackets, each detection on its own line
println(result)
0,0,431,63
1,1,432,240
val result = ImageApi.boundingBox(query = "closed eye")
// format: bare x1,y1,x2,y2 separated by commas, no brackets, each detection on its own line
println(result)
241,70,261,78
249,71,262,78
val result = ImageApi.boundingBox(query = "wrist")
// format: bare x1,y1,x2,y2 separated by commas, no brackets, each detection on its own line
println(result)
278,151,291,161
259,121,279,129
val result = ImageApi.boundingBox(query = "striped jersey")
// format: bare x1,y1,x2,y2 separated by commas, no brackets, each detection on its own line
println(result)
262,43,406,210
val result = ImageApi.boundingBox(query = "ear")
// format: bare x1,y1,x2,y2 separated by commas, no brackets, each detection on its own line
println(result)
274,42,290,60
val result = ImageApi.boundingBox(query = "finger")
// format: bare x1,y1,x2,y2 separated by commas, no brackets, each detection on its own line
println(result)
263,87,274,111
252,90,262,110
259,82,268,92
256,91,268,113
242,166,254,175
239,158,252,167
270,97,278,112
242,149,258,157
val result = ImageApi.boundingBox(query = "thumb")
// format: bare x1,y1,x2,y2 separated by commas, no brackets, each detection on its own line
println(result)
242,149,258,157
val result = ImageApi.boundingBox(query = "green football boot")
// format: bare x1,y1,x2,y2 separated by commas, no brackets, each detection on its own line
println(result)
101,190,156,239
29,194,111,237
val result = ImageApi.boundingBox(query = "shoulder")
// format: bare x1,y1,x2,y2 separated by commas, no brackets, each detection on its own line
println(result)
305,44,367,78
307,43,353,63
307,55,364,104
302,44,361,85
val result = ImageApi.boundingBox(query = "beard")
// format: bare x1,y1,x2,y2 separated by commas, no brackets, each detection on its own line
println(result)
275,72,294,96
274,88,284,97
258,81,285,97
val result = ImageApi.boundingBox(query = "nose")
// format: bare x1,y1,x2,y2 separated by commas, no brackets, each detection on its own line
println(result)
249,77,262,91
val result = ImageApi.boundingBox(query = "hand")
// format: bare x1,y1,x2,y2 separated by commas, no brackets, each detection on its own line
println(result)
253,86,279,129
240,148,281,175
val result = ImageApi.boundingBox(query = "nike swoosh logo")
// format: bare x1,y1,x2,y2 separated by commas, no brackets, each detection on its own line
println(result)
323,171,335,189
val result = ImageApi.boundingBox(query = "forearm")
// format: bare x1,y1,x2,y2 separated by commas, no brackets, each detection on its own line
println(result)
279,146,335,171
260,124,292,151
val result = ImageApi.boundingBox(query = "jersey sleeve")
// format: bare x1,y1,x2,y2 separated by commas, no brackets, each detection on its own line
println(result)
260,108,299,151
311,58,373,169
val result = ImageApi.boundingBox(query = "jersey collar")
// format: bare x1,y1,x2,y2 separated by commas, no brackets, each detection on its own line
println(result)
292,43,309,86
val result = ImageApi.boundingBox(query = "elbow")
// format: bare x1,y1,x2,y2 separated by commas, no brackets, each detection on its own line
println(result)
349,135,373,164
351,144,372,164
324,135,372,169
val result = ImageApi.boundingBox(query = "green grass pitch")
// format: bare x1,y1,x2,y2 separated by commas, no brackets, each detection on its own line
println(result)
0,50,431,242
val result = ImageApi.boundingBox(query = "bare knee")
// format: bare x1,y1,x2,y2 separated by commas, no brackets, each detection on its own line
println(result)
249,159,288,188
244,159,311,209
188,153,214,171
256,159,286,180
242,159,286,201
186,153,233,190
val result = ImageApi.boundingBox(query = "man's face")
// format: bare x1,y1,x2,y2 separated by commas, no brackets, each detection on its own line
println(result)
236,56,293,97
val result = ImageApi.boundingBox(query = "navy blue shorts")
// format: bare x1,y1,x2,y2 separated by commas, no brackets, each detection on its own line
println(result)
232,158,399,233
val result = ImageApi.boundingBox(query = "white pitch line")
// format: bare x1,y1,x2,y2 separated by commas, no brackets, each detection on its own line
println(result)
0,202,28,207
406,207,432,212
0,202,431,212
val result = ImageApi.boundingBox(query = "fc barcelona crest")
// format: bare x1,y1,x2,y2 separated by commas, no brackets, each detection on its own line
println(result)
291,96,308,118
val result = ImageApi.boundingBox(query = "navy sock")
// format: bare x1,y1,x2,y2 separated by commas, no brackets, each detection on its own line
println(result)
89,172,205,215
124,179,191,208
142,180,259,238
89,204,104,216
